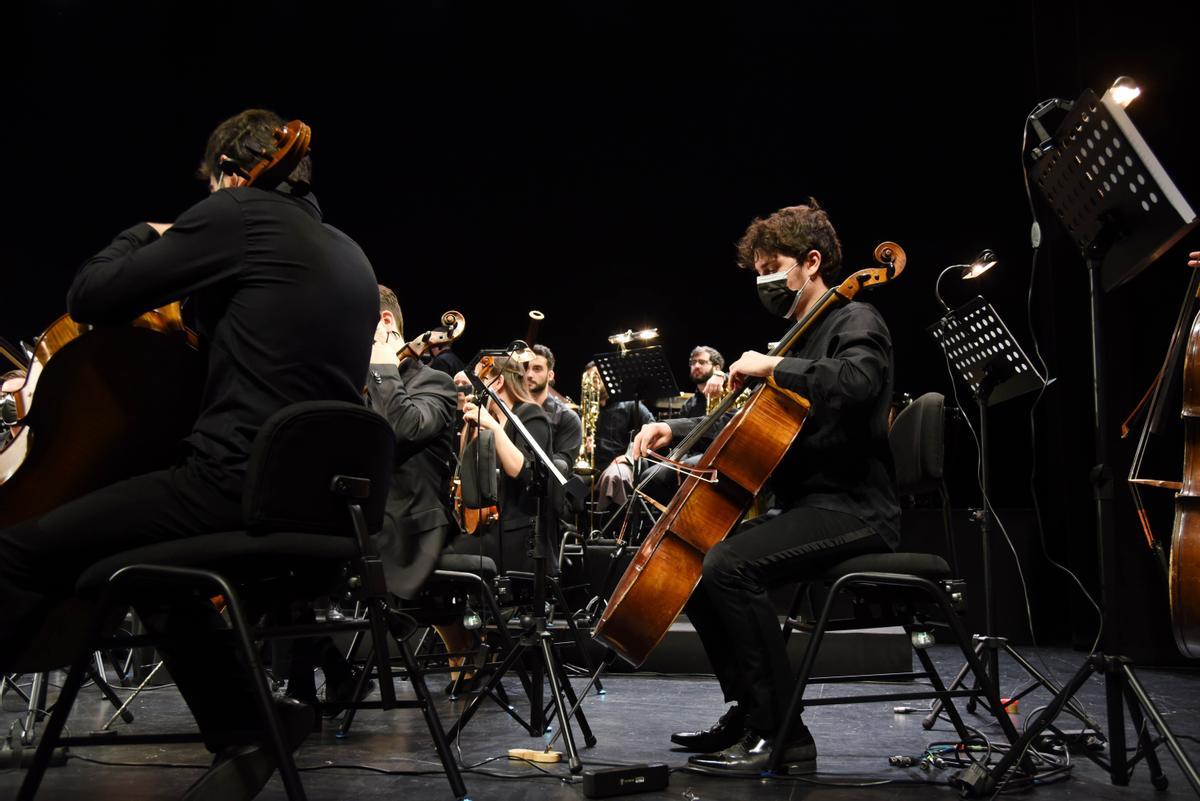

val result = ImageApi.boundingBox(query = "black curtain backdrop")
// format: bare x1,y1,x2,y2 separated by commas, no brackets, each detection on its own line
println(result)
5,2,1199,663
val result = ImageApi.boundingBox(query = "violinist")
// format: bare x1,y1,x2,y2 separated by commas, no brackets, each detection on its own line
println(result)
630,201,900,776
0,109,378,800
449,354,553,573
365,284,458,600
439,354,552,692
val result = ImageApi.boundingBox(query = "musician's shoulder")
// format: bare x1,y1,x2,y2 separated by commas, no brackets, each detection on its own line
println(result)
837,300,891,330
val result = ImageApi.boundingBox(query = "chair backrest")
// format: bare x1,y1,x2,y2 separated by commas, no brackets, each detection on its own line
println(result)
888,392,945,497
243,400,394,536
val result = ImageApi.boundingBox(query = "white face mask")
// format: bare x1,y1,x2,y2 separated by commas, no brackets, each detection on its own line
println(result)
756,265,811,318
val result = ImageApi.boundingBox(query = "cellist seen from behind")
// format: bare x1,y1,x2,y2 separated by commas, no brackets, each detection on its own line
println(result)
0,109,378,801
631,201,901,776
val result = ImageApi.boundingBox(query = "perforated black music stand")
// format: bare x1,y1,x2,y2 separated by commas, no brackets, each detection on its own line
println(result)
593,345,678,403
1030,88,1197,291
974,89,1200,796
923,298,1082,742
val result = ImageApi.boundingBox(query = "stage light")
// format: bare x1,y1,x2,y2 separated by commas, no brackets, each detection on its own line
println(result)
936,249,998,312
608,328,659,352
1107,75,1141,108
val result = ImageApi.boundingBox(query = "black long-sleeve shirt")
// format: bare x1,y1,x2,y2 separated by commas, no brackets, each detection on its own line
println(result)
594,400,655,470
667,301,900,547
541,394,583,475
68,186,378,494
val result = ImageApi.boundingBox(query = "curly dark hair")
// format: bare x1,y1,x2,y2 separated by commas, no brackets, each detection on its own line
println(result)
735,199,844,283
197,109,312,186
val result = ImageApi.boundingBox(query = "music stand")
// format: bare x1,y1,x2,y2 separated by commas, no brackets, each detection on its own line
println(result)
922,297,1098,738
972,88,1200,796
1030,88,1197,292
593,345,678,404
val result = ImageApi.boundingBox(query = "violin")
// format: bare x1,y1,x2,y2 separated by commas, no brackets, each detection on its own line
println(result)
395,310,465,365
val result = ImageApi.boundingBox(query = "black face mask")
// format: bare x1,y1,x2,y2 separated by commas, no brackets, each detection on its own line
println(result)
756,266,811,318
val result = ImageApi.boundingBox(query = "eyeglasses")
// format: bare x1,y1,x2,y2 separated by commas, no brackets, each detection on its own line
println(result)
689,359,711,365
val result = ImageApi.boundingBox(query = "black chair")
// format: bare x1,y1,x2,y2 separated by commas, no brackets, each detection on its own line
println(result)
16,401,467,801
766,392,1027,776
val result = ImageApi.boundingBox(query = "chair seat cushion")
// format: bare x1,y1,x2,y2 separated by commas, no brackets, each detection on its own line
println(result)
76,531,358,598
822,552,951,581
434,553,499,579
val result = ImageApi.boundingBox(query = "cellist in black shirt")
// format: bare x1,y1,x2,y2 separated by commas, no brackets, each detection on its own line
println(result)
631,201,900,777
0,109,378,800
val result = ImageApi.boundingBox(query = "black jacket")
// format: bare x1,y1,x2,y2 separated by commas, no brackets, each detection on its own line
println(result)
365,359,457,598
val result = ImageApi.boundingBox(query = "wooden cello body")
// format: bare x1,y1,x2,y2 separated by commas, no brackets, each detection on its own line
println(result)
0,305,202,527
1170,306,1200,658
595,242,905,666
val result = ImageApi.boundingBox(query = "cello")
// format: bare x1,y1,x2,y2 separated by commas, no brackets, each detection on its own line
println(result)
1171,277,1200,658
0,120,312,669
594,242,905,666
1122,250,1200,659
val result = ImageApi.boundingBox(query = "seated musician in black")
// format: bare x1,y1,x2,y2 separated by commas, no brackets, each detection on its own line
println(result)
525,343,583,477
0,109,378,799
591,363,656,512
632,201,900,776
284,284,459,710
365,284,459,600
680,345,728,420
440,354,552,689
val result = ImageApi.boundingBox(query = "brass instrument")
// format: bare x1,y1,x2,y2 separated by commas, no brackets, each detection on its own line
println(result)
705,370,749,415
573,366,602,476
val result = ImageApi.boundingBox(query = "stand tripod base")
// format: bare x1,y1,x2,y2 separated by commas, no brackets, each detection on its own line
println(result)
974,653,1200,796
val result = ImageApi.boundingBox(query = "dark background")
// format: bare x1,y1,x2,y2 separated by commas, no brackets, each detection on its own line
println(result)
5,2,1199,662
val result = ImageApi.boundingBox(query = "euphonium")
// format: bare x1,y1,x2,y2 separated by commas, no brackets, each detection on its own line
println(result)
573,367,601,476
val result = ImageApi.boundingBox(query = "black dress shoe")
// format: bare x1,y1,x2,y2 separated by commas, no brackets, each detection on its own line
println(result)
183,698,314,801
686,725,817,777
670,705,747,752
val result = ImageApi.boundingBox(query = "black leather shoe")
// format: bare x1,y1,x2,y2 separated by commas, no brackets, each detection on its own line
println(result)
183,698,314,801
686,725,817,777
670,705,747,752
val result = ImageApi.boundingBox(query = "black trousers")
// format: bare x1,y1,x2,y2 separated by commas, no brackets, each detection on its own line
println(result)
685,505,889,735
0,460,267,750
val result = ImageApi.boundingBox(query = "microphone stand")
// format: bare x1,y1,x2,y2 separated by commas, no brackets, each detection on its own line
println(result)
446,345,595,773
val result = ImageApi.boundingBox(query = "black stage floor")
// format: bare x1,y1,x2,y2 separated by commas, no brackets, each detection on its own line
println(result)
3,644,1199,800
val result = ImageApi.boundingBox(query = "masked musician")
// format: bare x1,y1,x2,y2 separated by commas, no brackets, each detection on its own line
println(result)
525,343,583,476
0,109,378,799
632,200,900,776
680,346,728,419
